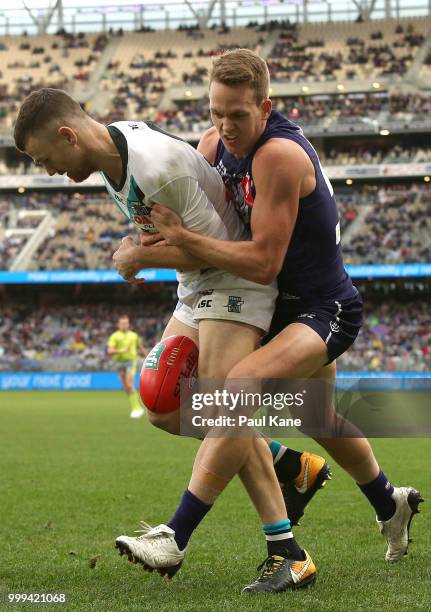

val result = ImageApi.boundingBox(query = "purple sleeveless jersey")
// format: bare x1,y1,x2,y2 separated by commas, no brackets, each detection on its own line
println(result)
214,110,358,306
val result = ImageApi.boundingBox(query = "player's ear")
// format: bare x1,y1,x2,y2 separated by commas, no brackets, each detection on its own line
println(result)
261,98,272,120
58,126,77,145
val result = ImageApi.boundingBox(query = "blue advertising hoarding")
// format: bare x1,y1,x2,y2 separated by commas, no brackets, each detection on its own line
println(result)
0,264,431,284
1,371,430,391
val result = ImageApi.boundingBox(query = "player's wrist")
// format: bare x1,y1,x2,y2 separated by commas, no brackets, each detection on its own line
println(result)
134,244,154,267
166,225,188,246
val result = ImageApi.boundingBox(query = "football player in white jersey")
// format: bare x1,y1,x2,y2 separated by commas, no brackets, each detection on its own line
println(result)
14,88,324,593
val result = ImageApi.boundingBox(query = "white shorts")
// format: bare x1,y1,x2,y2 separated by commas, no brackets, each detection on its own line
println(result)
173,271,278,333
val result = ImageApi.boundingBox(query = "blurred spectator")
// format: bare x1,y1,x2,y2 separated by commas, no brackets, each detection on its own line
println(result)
338,301,430,371
0,302,173,372
0,299,428,372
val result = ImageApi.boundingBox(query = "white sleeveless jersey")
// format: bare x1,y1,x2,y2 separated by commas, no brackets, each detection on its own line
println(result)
101,121,247,285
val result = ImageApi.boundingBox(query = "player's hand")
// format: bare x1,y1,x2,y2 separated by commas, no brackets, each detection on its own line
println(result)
112,235,145,285
150,204,184,245
139,230,165,246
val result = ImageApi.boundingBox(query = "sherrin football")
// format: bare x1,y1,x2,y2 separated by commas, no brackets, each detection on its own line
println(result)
139,335,198,413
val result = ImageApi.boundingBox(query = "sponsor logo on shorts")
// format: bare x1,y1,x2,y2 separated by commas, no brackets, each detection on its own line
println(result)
297,313,316,319
144,344,165,370
330,321,340,333
225,295,245,313
197,299,213,308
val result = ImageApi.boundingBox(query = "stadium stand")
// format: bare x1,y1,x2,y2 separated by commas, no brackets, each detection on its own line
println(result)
338,300,431,372
0,11,430,379
0,301,172,373
1,182,429,270
0,298,428,373
267,19,428,82
342,183,431,264
0,32,109,128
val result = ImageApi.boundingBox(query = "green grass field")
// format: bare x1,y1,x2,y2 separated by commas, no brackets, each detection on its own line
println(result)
1,391,429,611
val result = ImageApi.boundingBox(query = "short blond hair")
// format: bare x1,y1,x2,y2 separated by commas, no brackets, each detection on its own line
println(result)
210,48,270,105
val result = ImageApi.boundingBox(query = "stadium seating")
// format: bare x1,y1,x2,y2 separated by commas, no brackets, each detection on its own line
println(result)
342,184,431,264
1,17,430,132
1,181,429,270
0,301,172,372
0,32,108,128
267,18,429,82
338,300,430,372
1,299,428,373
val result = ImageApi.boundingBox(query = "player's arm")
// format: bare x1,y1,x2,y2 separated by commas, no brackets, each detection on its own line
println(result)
151,140,305,284
107,335,124,355
113,237,207,271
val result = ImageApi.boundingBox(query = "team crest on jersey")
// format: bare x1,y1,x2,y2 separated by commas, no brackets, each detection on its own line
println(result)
127,176,155,231
241,174,254,206
224,295,245,313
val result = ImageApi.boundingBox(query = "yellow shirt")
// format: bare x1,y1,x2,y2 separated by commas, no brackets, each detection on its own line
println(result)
107,330,140,362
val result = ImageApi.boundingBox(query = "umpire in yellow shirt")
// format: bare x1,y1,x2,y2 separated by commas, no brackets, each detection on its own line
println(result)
107,315,146,418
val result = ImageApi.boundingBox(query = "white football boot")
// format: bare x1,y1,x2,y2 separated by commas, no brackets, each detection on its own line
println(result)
129,407,145,419
377,486,424,562
116,523,185,578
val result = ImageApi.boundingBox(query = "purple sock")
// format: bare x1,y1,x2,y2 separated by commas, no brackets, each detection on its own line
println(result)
358,470,396,521
167,489,213,551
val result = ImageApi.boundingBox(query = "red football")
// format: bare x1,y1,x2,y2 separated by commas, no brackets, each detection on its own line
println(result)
139,335,198,413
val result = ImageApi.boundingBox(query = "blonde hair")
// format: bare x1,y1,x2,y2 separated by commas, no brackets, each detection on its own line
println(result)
210,48,270,105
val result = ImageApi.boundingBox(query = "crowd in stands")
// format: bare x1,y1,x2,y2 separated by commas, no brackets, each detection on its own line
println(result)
342,183,431,264
0,20,430,131
0,32,110,128
1,181,430,270
338,300,430,372
100,91,430,135
319,144,431,166
0,301,172,373
152,100,211,134
270,92,431,126
0,234,27,270
0,191,134,270
267,22,425,82
0,298,428,373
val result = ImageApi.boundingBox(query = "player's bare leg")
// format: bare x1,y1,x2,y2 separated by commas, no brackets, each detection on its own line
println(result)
147,315,328,525
184,320,312,584
118,320,316,589
119,367,144,419
228,322,424,564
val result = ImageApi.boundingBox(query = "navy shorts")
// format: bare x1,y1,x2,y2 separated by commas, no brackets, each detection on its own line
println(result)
263,291,363,364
